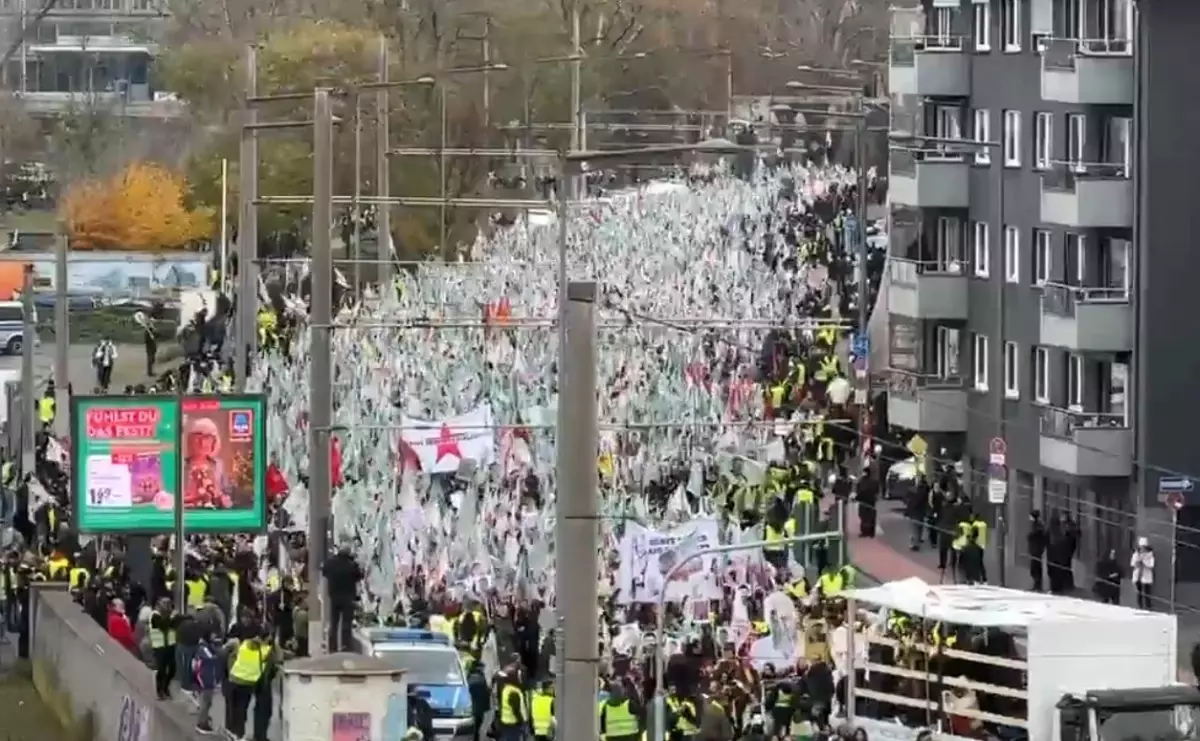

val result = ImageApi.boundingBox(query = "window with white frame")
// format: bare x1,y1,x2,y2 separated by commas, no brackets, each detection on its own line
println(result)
1034,346,1050,403
1034,112,1052,170
936,326,960,378
1067,114,1086,170
974,2,991,50
973,221,990,277
1002,0,1021,50
973,109,991,164
1068,353,1083,409
1004,341,1019,398
1034,229,1051,285
973,333,989,391
1003,110,1021,166
1004,226,1020,282
937,216,963,267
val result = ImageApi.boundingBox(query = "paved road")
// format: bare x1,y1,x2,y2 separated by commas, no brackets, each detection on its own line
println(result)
0,343,155,395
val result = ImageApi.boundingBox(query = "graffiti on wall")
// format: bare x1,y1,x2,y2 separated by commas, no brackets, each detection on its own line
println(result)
117,695,150,741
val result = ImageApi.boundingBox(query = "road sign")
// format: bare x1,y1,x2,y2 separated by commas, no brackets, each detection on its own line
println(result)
988,477,1008,504
1165,491,1186,511
988,437,1007,466
1159,476,1194,493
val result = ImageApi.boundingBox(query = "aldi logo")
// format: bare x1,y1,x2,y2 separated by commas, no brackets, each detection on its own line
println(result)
229,410,253,439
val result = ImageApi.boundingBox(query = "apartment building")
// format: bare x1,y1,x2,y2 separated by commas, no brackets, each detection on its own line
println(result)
883,0,1200,587
0,0,179,117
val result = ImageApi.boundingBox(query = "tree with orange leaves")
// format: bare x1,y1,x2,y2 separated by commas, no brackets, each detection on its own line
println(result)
60,162,215,251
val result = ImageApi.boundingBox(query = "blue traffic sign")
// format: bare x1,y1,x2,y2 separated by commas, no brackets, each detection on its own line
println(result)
1159,476,1194,493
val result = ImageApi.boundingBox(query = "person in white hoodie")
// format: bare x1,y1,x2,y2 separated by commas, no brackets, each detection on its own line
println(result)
1130,536,1156,609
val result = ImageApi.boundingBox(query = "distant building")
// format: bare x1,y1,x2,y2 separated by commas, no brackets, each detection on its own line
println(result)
0,0,182,118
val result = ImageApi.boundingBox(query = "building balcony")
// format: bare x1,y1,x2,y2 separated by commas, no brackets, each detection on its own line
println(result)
889,149,970,209
1040,164,1132,228
1040,38,1133,106
889,36,970,98
13,90,184,118
887,257,968,320
886,370,968,433
1040,282,1132,352
1039,406,1132,477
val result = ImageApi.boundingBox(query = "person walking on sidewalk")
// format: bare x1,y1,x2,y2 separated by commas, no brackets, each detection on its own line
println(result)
1130,537,1156,609
191,631,225,735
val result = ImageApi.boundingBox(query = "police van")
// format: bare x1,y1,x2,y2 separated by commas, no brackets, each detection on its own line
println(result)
353,627,475,738
0,300,35,355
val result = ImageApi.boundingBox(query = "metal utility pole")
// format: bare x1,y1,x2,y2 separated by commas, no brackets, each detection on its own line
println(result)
235,45,259,390
376,37,392,292
439,82,449,258
308,88,335,656
554,280,599,741
482,18,492,129
53,229,68,433
570,5,582,157
19,264,33,466
351,95,363,297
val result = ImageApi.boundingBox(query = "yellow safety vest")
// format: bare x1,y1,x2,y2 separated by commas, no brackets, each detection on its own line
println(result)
818,572,844,596
46,558,69,580
764,519,795,552
776,689,793,707
230,643,271,683
219,375,234,393
38,397,55,423
786,578,807,600
669,698,698,734
1,461,12,485
531,692,554,736
971,519,988,548
602,699,638,738
818,327,837,346
186,578,208,609
770,384,786,408
149,611,176,648
816,437,835,461
499,684,526,725
68,567,90,589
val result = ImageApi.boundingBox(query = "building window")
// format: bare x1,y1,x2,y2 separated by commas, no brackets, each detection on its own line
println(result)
973,109,991,164
1034,112,1052,170
1004,225,1020,282
1034,346,1050,403
1004,341,1019,399
973,221,990,278
974,2,991,50
936,326,960,378
1068,353,1083,409
1002,0,1021,50
1003,110,1021,167
973,333,989,391
1034,229,1051,285
1067,113,1086,170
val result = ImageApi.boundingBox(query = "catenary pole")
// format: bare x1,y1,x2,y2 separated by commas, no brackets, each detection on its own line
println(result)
376,37,392,291
53,229,68,434
555,280,600,741
235,44,259,391
308,88,335,655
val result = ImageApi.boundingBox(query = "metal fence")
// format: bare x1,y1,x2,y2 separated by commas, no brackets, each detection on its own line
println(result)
886,368,963,400
1041,282,1129,317
1038,405,1128,439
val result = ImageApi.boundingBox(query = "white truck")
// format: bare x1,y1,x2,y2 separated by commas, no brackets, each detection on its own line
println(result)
843,578,1200,741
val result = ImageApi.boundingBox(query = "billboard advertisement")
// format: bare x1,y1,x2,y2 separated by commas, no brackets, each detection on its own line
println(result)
70,394,267,534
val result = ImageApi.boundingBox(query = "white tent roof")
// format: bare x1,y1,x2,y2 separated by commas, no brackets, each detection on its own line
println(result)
847,578,1167,629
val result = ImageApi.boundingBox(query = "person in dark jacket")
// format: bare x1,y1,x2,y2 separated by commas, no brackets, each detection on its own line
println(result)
1094,549,1123,604
1027,511,1048,592
191,632,224,734
906,480,928,550
856,469,879,538
467,663,491,741
959,532,986,585
322,546,363,652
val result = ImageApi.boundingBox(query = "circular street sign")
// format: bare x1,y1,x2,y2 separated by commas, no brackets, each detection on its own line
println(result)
1167,491,1185,511
990,437,1008,456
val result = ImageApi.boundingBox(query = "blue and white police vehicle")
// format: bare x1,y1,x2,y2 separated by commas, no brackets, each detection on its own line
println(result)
353,627,475,738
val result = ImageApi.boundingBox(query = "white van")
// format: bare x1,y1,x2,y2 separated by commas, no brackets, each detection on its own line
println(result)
0,300,36,355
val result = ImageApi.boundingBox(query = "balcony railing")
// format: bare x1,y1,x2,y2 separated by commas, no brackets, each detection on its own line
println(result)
890,147,968,177
1042,162,1128,191
1039,405,1128,440
1042,282,1129,318
888,257,965,286
1043,37,1132,71
887,369,964,400
890,35,967,66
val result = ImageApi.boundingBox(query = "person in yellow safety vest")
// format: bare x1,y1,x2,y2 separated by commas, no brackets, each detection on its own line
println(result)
68,562,91,592
929,622,958,651
751,619,770,636
256,308,278,349
496,677,528,741
1,460,13,489
219,372,235,393
149,597,178,699
886,612,911,637
45,553,69,581
38,390,55,429
815,354,840,382
815,437,835,462
817,565,845,598
763,511,797,570
839,564,856,590
185,573,209,610
530,680,555,741
786,576,809,602
952,513,988,551
767,679,797,735
817,326,837,347
598,682,641,741
227,634,274,738
665,688,699,740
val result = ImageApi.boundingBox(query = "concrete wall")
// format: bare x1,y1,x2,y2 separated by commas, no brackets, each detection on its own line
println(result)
29,584,202,741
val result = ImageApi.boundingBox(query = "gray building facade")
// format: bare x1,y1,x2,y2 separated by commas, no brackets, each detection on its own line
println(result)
885,0,1200,592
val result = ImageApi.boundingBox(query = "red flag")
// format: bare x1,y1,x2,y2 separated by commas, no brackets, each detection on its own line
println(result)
266,463,290,503
331,436,344,488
